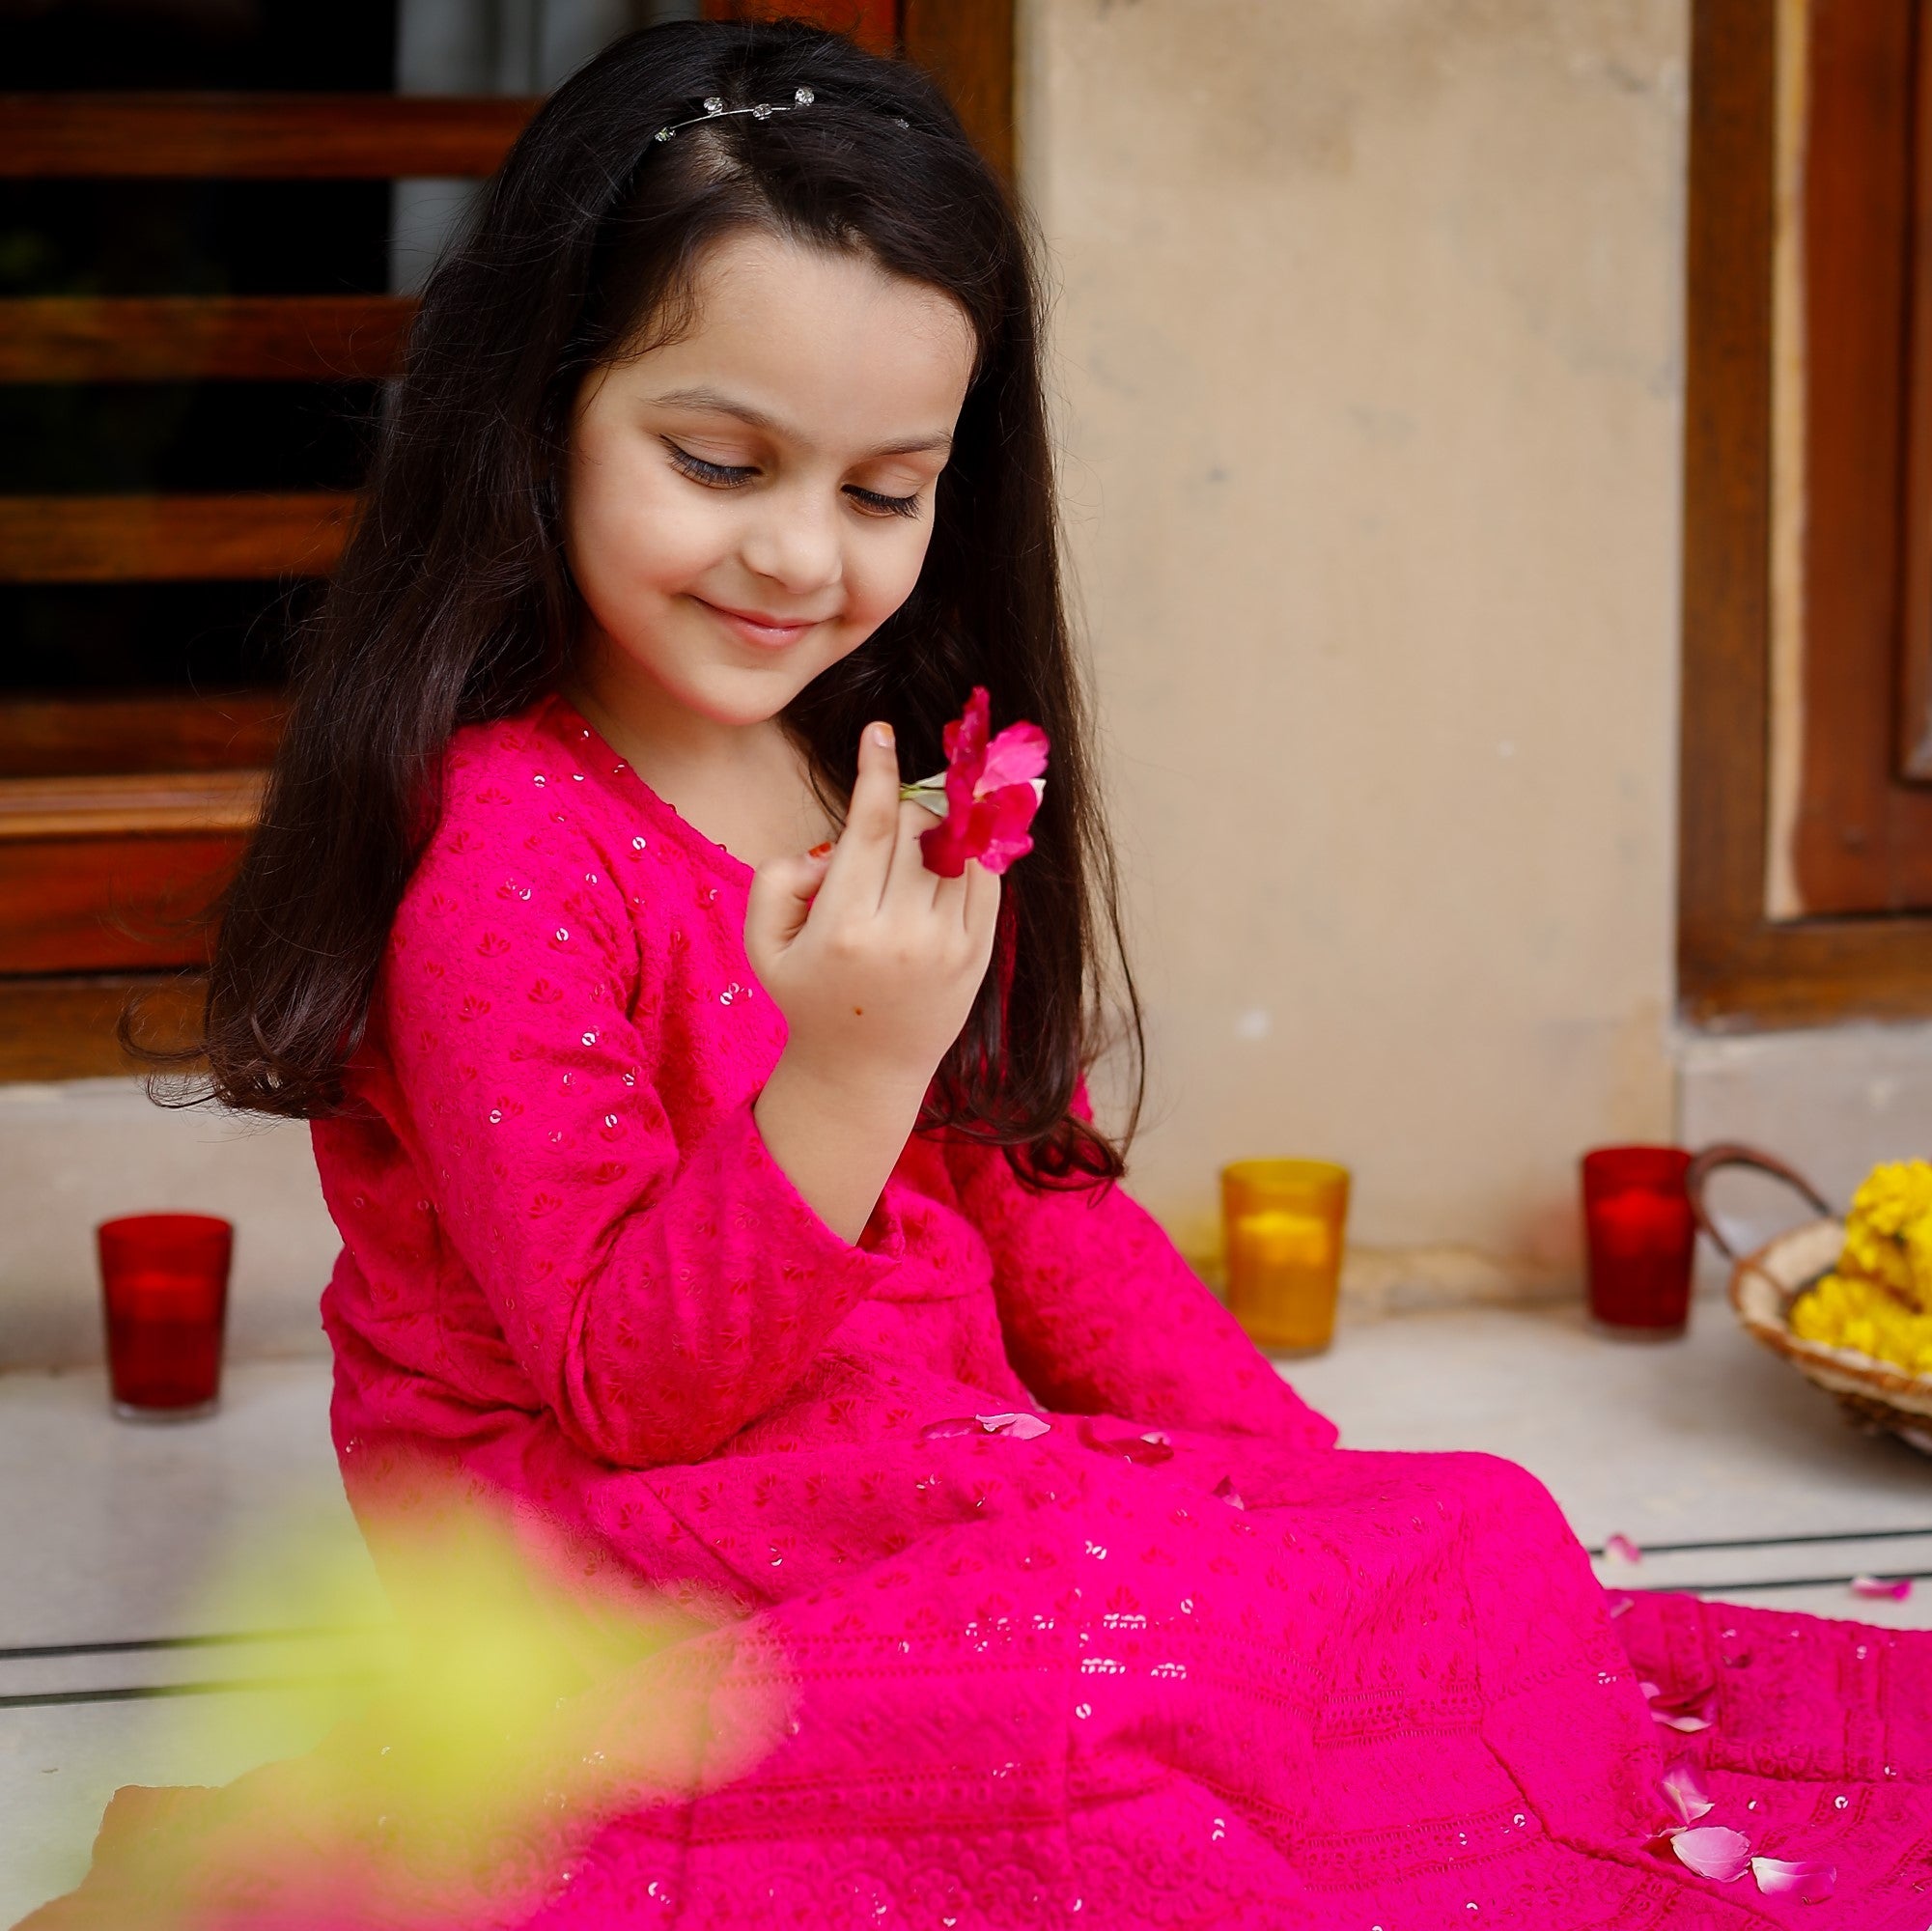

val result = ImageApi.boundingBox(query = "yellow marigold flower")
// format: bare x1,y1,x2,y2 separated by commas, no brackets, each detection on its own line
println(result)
1835,1158,1932,1308
1790,1196,1932,1373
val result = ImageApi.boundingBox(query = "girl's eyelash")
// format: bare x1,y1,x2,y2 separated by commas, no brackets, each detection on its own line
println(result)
848,485,922,520
664,443,753,489
663,441,921,519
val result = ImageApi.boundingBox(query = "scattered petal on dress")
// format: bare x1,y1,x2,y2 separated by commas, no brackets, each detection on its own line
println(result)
1667,1826,1752,1883
1080,1420,1177,1466
1642,1679,1716,1732
1658,1760,1715,1828
1750,1857,1835,1901
975,1412,1053,1440
920,1416,986,1441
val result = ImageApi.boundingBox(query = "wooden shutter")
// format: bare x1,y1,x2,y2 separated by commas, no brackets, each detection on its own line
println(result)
0,94,533,1077
3,6,1016,1079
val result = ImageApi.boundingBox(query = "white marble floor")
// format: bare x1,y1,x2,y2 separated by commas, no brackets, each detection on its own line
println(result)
2,1301,1928,1924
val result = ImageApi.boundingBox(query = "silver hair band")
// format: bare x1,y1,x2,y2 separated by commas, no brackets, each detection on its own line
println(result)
652,86,909,144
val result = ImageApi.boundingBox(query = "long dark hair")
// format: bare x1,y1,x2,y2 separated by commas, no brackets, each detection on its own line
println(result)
162,15,1143,1187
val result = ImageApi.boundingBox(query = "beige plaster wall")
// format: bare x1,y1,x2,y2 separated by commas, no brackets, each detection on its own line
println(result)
1021,0,1693,1292
2,2,1759,1365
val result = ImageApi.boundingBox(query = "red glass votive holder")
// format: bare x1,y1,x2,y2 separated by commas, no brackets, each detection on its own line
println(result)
1580,1147,1695,1339
96,1214,233,1420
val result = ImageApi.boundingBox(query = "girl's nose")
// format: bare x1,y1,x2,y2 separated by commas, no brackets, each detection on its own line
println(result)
740,490,844,598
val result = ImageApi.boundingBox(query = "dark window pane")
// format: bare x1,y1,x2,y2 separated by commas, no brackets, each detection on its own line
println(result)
0,182,399,299
4,0,399,92
0,581,313,694
0,383,382,493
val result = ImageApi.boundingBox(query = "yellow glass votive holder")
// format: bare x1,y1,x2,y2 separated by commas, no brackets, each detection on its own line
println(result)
1220,1159,1352,1356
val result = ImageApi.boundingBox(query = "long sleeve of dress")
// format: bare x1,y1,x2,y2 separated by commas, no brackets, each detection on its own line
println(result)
945,1085,1339,1451
371,801,907,1470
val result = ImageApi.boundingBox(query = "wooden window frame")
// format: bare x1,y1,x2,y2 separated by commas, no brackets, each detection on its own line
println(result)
0,2,1015,1082
1680,0,1932,1029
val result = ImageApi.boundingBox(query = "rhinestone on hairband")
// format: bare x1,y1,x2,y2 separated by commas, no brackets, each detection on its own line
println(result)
654,85,815,143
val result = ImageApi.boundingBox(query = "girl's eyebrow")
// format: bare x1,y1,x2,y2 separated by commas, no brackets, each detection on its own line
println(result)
649,384,953,458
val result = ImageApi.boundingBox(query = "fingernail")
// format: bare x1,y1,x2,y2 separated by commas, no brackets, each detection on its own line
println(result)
870,722,894,749
807,841,833,859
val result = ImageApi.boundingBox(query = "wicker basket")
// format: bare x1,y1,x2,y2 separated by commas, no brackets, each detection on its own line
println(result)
1686,1142,1932,1457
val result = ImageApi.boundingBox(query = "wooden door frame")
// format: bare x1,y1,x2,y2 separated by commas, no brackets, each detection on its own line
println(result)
1679,0,1932,1029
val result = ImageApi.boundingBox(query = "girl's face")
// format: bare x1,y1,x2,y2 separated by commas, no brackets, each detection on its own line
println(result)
563,228,977,735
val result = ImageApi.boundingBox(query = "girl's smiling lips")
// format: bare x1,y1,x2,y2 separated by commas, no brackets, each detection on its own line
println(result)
695,595,829,650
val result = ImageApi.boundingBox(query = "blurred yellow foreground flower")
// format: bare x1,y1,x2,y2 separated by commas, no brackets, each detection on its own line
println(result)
25,1455,790,1931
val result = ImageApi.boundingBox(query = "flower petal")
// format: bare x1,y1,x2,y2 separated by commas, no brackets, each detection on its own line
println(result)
919,690,1050,877
968,785,1044,874
919,784,1042,877
1212,1475,1246,1509
1668,1826,1751,1883
1750,1857,1835,1901
1850,1574,1913,1601
976,1412,1052,1441
920,1416,983,1441
1658,1761,1715,1827
1605,1591,1635,1618
978,719,1050,794
941,686,991,786
1652,1708,1715,1734
1641,1679,1717,1732
917,811,976,879
1605,1533,1642,1564
1081,1421,1176,1466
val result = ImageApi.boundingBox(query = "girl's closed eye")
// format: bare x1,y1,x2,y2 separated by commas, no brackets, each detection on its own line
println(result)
662,438,922,519
662,438,755,489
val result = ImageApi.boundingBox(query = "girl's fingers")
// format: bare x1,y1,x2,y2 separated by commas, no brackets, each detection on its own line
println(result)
880,796,938,912
816,720,902,914
743,849,833,959
929,854,967,921
962,854,1001,953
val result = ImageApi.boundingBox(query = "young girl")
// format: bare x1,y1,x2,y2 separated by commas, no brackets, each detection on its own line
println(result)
32,18,1932,1931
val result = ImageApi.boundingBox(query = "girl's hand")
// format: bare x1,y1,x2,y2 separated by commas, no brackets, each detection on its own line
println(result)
744,720,1001,1097
744,720,1002,1242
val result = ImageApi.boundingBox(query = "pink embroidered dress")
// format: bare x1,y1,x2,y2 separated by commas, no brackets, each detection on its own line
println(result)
28,690,1932,1930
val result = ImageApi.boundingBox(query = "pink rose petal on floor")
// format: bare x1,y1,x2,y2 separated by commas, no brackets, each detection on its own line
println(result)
1750,1858,1835,1901
1212,1476,1246,1510
1668,1826,1752,1883
1658,1761,1715,1828
1850,1574,1913,1601
976,1412,1052,1441
1604,1533,1642,1563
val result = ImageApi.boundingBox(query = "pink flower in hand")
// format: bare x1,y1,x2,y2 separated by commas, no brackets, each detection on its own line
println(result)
903,686,1049,878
